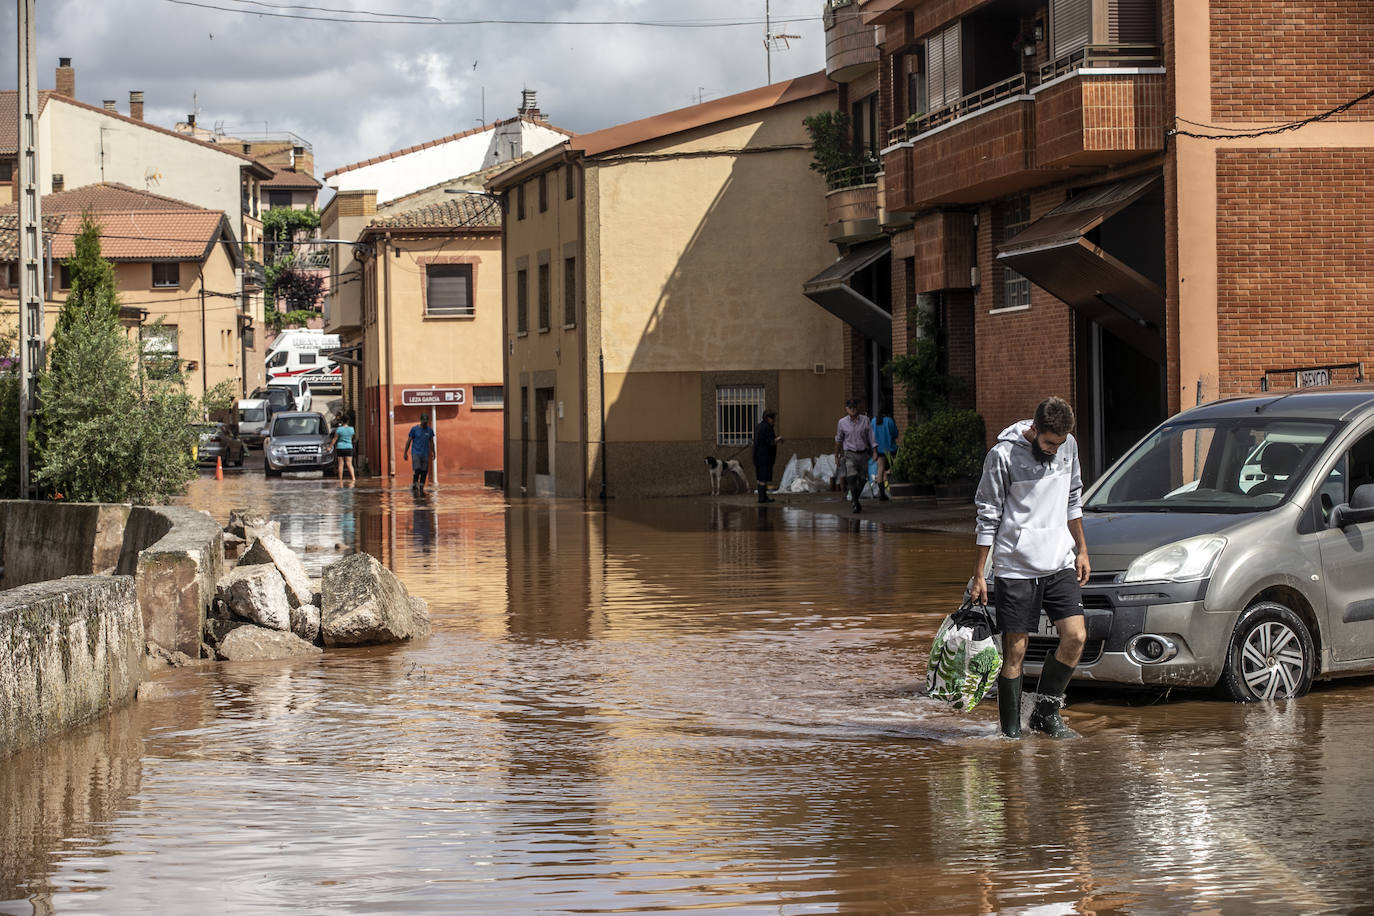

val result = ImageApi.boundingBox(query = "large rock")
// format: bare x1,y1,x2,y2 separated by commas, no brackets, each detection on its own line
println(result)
218,565,291,631
239,534,314,608
290,604,321,645
322,553,431,647
217,625,323,662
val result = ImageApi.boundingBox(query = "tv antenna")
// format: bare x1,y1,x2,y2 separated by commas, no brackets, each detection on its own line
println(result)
763,1,801,84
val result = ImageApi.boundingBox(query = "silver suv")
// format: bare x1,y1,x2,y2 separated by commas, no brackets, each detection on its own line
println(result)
263,411,335,477
1031,387,1374,701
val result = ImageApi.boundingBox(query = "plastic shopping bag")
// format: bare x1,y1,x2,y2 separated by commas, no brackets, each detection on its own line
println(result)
926,598,1003,712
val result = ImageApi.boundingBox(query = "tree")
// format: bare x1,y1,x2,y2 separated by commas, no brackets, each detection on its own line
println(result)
58,212,120,329
0,333,19,498
35,229,196,503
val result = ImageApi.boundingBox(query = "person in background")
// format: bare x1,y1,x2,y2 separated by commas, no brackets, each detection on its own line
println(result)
872,407,899,501
331,413,357,483
834,398,878,514
752,409,784,504
403,413,437,494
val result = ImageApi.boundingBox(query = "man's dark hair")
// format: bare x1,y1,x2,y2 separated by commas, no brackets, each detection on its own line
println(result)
762,409,777,420
1034,396,1075,436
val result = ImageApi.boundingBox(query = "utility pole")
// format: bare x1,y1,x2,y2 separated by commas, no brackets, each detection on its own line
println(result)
17,0,45,499
765,0,772,84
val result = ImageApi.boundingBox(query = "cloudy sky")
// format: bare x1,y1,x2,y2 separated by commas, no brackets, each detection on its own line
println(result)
3,0,825,177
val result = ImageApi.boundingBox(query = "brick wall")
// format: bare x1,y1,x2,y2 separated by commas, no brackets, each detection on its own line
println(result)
826,5,880,79
909,100,1044,206
911,211,976,292
974,194,1077,440
1036,73,1167,167
1215,148,1374,396
891,254,915,430
1211,0,1374,121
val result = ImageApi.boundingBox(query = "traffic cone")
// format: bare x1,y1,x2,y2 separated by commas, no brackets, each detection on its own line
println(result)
215,455,223,480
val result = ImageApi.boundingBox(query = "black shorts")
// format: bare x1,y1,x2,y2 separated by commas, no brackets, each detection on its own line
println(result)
337,448,354,457
993,568,1083,634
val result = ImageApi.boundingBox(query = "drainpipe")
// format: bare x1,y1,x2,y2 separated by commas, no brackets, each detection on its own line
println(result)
198,264,208,398
382,232,395,478
498,189,511,496
575,153,590,500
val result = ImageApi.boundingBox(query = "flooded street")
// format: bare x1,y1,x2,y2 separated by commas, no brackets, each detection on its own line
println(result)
5,471,1374,914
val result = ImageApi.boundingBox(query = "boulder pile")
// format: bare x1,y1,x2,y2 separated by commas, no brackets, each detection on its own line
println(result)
197,509,431,663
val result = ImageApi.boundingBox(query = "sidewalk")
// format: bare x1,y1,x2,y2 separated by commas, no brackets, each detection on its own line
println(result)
709,487,975,534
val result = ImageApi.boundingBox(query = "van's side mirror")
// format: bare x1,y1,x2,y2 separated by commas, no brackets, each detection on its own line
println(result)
1332,484,1374,527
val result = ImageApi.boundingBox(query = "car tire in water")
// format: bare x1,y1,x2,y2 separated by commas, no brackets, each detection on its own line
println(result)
1219,601,1315,702
265,465,281,478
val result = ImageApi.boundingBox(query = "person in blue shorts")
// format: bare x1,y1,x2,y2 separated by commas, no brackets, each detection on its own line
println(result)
872,407,899,501
331,414,356,482
403,413,437,493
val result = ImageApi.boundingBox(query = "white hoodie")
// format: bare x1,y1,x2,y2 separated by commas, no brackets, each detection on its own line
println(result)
974,420,1082,579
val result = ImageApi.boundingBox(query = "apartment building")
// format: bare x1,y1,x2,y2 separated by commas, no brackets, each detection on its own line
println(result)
487,72,845,499
826,0,1374,477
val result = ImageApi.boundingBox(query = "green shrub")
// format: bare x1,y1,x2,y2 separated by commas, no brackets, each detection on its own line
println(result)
893,409,987,486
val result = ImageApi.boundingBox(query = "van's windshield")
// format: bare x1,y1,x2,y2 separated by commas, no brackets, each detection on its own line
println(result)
239,407,266,422
1084,418,1340,513
271,416,325,437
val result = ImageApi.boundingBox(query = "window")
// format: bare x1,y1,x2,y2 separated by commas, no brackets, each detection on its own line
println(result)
4,263,17,288
563,256,577,326
906,48,926,117
142,325,179,380
152,262,180,288
516,268,529,333
267,350,288,368
266,190,293,209
538,173,548,212
472,385,504,409
516,184,526,220
564,165,575,200
997,197,1032,312
299,351,317,365
1051,0,1091,57
923,22,962,114
425,263,474,316
716,385,765,447
851,94,877,160
58,264,71,289
537,262,550,330
0,160,12,181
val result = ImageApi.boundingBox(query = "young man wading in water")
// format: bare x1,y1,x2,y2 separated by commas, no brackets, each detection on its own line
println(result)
970,396,1090,739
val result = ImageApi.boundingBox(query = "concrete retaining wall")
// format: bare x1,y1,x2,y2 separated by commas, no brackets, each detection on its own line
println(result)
0,576,144,759
117,507,226,658
0,501,131,587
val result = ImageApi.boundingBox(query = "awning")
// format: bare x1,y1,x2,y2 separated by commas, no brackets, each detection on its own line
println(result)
321,344,362,367
996,174,1164,361
802,239,892,346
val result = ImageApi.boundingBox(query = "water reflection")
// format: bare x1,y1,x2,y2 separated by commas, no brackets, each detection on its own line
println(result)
3,474,1374,913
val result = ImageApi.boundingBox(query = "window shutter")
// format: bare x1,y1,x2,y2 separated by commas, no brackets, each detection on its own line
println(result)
1052,0,1091,57
941,24,961,105
426,265,472,316
924,33,944,110
1109,0,1157,44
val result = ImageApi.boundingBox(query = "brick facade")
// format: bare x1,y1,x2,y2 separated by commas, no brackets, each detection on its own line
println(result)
1035,73,1167,167
1211,0,1374,121
1214,148,1374,396
908,100,1053,206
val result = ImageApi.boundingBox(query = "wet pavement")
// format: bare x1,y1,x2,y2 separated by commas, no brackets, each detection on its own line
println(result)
4,466,1374,913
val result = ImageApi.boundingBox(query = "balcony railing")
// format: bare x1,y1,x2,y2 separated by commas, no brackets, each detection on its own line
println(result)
1039,44,1163,83
890,73,1028,143
825,159,880,191
886,44,1163,144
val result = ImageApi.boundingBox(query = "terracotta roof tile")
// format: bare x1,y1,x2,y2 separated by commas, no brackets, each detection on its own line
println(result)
19,181,206,213
260,168,322,189
0,91,53,154
365,194,500,231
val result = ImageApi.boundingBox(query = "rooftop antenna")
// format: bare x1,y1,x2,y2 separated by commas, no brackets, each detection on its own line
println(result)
763,1,801,84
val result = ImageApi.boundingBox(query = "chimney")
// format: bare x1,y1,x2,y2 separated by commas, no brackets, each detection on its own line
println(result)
518,89,541,120
102,99,117,113
242,142,252,155
51,174,64,193
55,57,75,97
129,91,144,121
187,113,196,128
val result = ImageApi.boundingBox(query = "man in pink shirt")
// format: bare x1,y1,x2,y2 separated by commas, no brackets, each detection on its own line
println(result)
834,398,878,513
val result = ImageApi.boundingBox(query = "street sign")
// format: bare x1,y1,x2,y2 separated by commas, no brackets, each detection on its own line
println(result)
401,387,465,406
1297,368,1331,388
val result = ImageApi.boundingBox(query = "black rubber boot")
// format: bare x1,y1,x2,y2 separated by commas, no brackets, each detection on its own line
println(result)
757,484,773,503
848,476,862,512
997,675,1023,738
1029,655,1080,739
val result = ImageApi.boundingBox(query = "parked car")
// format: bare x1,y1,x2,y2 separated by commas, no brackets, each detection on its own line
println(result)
1030,386,1374,701
237,398,270,447
263,411,334,477
250,386,294,418
268,377,313,413
195,423,247,467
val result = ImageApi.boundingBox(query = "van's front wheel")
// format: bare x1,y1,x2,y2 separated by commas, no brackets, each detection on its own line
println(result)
1219,602,1315,701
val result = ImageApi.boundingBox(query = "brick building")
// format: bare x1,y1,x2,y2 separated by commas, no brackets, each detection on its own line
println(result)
820,0,1374,479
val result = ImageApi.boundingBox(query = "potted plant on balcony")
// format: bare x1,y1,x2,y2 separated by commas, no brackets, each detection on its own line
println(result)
803,110,870,190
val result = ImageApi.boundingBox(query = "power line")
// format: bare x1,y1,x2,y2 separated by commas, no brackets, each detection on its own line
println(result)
1169,88,1374,140
163,0,818,27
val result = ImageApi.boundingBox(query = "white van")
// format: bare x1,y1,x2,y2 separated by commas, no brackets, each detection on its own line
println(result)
236,398,271,447
264,329,342,391
268,378,313,413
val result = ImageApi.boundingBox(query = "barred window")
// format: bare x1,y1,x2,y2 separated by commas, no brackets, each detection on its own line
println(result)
537,262,550,331
472,385,504,408
563,256,577,326
716,385,765,447
999,196,1032,312
516,268,528,333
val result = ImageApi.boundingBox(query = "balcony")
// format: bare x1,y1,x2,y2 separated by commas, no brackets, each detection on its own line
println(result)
1033,46,1166,168
824,0,878,83
882,45,1164,209
243,259,266,290
824,160,881,242
323,287,361,334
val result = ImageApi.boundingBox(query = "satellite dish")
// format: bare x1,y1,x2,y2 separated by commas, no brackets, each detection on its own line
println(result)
144,167,162,187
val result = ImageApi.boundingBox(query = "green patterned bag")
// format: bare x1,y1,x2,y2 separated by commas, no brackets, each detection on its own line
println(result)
926,599,1003,712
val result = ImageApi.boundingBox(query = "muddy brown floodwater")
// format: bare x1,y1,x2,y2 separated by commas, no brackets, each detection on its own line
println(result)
4,470,1374,914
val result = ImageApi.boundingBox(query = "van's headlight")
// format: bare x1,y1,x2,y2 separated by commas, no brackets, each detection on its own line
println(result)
1122,535,1227,583
268,444,287,458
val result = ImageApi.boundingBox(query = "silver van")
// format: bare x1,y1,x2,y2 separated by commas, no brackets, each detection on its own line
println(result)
236,398,270,447
1032,387,1374,701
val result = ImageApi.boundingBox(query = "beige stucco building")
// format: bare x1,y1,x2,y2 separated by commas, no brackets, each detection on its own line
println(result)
487,72,846,499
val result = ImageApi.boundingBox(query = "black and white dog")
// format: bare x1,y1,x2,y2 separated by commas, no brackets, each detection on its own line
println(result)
704,456,749,496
